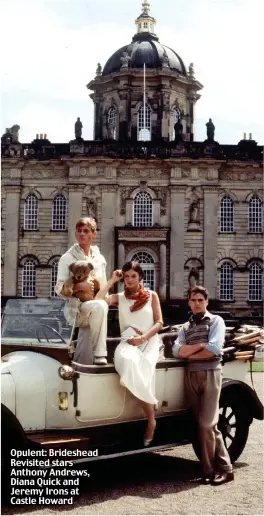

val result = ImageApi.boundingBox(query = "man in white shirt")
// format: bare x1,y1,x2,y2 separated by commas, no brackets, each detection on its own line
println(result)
55,217,108,366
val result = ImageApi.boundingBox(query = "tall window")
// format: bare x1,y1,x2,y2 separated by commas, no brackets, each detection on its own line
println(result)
133,191,153,227
52,194,67,231
220,263,234,301
137,103,152,141
108,107,117,140
249,262,263,301
22,259,36,297
131,251,155,290
249,196,263,233
171,107,181,141
220,196,234,232
50,259,59,298
24,194,38,230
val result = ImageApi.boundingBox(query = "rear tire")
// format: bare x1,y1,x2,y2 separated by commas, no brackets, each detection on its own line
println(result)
192,389,250,464
1,405,27,507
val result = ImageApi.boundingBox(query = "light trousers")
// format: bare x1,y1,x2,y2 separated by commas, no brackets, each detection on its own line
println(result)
74,299,108,365
185,369,232,475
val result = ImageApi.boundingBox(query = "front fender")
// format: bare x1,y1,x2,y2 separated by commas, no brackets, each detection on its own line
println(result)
222,378,264,421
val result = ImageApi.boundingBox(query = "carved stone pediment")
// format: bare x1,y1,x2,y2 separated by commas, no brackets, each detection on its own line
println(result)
117,228,169,241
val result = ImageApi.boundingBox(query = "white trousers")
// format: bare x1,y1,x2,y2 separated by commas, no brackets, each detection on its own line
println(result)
74,300,108,365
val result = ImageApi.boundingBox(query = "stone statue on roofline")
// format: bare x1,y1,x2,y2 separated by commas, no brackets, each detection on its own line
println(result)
206,118,215,141
174,118,183,141
75,117,83,139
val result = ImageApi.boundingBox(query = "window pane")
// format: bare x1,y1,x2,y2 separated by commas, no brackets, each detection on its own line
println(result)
220,263,234,301
24,195,38,230
52,195,67,231
220,197,234,232
249,196,263,233
249,263,263,301
133,192,153,227
50,260,59,298
22,260,36,298
137,104,151,141
131,252,155,290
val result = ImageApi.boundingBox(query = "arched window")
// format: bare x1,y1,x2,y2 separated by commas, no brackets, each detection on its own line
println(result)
50,258,59,298
131,251,155,290
133,191,153,227
249,262,263,301
137,103,152,141
107,107,117,140
220,263,234,301
220,196,234,232
24,194,38,230
22,259,36,298
52,194,67,231
248,196,263,233
171,107,181,141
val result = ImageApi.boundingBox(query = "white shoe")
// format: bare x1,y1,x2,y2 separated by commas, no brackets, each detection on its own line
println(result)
94,357,107,365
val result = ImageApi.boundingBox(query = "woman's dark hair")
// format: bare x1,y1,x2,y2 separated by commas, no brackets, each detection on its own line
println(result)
121,261,144,281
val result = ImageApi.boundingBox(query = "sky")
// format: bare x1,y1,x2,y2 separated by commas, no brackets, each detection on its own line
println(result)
1,0,263,145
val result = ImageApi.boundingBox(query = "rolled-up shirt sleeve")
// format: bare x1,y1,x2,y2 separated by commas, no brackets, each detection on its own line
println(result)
172,328,186,358
205,316,226,356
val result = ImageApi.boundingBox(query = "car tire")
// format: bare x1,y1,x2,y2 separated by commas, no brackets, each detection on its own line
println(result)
191,388,250,464
1,405,28,506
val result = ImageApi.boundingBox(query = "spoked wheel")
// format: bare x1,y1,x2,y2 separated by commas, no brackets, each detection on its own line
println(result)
192,389,250,464
218,391,250,463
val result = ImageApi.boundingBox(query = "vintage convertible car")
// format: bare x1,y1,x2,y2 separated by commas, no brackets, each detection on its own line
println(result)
1,298,263,477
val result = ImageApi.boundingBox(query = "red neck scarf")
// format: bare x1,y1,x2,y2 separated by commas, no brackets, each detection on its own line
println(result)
124,283,150,312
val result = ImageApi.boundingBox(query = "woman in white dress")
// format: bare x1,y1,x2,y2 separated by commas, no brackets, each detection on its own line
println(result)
96,261,163,446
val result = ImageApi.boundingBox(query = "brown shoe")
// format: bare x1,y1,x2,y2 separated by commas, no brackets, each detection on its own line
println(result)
211,471,234,486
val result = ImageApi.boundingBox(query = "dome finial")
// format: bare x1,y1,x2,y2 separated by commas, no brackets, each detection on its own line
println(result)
142,1,150,14
135,0,156,35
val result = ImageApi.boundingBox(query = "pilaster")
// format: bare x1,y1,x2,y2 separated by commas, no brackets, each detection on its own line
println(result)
100,185,118,277
203,187,218,298
159,243,167,300
3,185,22,296
68,183,84,247
170,186,185,298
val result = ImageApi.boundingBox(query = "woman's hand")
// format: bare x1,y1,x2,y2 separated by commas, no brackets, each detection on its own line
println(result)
111,270,123,283
127,335,146,346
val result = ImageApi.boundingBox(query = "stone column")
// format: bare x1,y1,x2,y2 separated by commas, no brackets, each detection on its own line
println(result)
203,187,218,298
101,186,117,277
126,199,133,224
117,242,125,292
3,185,21,296
170,186,185,298
118,242,125,268
153,200,160,224
159,243,167,300
68,185,84,247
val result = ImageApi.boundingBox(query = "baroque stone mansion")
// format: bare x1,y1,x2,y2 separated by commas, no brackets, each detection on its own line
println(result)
1,1,263,319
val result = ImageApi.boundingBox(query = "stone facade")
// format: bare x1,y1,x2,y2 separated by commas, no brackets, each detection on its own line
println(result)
1,152,263,316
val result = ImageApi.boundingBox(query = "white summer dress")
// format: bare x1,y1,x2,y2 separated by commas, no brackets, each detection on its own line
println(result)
114,291,161,405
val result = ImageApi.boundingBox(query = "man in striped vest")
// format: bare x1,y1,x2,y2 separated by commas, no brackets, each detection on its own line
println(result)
172,285,234,485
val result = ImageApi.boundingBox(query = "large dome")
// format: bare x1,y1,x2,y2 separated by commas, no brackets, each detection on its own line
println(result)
102,33,187,77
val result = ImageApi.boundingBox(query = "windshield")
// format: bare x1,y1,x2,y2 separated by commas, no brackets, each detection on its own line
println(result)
1,298,73,347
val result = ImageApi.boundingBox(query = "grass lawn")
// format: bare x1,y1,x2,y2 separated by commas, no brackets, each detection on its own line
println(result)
249,361,264,372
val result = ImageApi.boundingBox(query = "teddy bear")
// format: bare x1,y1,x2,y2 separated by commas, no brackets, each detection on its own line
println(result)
61,260,100,302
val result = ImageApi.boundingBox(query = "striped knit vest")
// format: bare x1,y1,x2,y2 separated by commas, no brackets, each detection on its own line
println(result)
183,315,221,371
